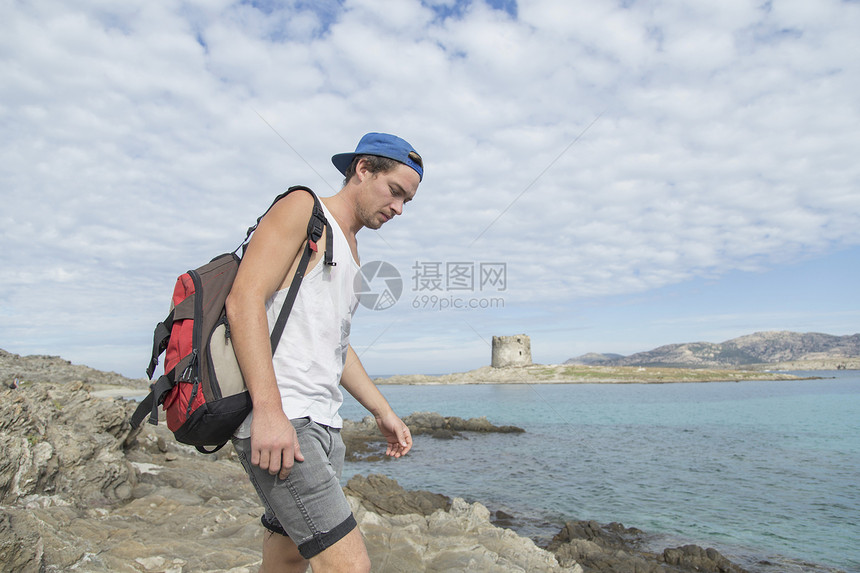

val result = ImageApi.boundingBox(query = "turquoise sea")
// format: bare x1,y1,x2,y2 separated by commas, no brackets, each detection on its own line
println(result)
340,371,860,573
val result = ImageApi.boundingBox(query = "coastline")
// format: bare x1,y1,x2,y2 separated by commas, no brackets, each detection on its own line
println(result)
81,364,817,399
3,344,856,572
80,364,815,400
4,379,854,572
373,363,820,385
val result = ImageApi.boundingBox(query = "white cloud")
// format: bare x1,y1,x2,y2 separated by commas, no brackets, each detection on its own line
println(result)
1,0,859,376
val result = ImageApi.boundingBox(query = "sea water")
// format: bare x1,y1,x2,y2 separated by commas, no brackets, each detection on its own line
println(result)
340,371,860,573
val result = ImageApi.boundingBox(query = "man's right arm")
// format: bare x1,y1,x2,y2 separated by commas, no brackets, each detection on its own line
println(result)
225,191,317,479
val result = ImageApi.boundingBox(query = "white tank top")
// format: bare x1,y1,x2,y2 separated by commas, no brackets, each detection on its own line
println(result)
234,201,359,437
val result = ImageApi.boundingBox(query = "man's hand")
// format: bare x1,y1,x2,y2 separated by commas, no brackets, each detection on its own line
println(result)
375,411,413,458
250,410,305,480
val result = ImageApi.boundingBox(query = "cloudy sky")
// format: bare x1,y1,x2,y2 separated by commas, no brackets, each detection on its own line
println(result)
2,0,859,379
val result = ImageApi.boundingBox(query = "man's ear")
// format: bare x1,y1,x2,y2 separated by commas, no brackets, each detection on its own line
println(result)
355,157,372,182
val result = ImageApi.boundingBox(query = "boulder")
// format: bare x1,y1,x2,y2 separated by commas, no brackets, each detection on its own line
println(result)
662,544,748,573
549,520,749,573
0,381,140,507
405,412,525,435
344,473,451,517
351,493,582,573
341,412,524,461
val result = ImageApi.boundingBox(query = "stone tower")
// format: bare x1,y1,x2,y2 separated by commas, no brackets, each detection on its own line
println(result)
491,334,532,368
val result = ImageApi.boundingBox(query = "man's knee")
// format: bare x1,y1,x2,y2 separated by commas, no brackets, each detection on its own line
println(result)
309,527,371,573
349,543,371,573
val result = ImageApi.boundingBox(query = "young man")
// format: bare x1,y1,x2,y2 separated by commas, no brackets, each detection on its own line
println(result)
226,133,422,573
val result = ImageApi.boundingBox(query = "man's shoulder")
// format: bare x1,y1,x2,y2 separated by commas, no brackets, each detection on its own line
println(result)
280,187,318,209
265,188,317,224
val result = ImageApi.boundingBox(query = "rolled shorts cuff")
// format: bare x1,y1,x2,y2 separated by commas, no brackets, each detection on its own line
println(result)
261,510,358,559
296,513,357,559
260,512,289,537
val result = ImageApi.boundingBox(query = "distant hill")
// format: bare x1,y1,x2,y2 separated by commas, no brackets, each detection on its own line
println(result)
567,352,625,365
0,348,147,387
565,331,860,369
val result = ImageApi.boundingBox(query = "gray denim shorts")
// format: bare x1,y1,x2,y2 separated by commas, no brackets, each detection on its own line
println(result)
232,417,356,559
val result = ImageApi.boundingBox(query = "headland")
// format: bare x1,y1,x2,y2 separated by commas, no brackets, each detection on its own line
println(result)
375,363,814,385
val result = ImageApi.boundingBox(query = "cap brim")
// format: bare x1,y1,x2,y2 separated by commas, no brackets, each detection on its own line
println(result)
331,152,356,176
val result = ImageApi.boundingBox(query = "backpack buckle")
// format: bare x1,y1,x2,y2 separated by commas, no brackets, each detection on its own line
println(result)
310,216,325,241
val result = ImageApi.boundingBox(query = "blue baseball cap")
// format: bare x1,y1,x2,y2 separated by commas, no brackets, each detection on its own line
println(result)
332,132,423,181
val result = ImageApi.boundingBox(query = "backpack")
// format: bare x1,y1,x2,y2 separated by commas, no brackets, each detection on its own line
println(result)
130,186,334,453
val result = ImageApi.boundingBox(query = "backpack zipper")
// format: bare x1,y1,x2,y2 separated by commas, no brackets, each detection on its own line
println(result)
180,348,198,382
186,268,206,416
179,348,200,419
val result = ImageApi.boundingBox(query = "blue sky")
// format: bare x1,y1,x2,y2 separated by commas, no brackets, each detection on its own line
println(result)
2,0,858,378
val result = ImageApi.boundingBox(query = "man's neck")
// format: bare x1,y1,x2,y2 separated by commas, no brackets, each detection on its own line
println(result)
322,189,362,240
321,189,363,265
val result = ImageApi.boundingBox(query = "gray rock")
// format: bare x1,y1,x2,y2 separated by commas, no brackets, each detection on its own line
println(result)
0,381,573,572
344,473,451,516
351,495,582,573
549,520,749,573
0,381,139,507
662,544,747,573
341,412,524,461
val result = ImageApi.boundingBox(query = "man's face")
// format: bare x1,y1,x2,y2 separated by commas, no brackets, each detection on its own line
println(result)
358,162,420,230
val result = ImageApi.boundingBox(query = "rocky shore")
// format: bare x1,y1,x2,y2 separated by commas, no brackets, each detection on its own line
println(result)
4,349,842,572
1,375,778,573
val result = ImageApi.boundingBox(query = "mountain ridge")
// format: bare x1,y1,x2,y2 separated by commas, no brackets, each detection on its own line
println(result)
565,331,860,369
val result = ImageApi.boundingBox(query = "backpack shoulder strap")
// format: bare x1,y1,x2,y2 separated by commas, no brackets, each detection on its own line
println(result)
267,186,335,352
235,185,333,264
145,308,175,379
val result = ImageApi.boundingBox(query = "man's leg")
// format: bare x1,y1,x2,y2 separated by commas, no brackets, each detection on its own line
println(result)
261,521,370,573
261,529,308,573
308,527,371,573
234,425,364,571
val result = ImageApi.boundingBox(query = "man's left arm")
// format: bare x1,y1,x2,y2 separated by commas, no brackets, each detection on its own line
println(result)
341,345,413,458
